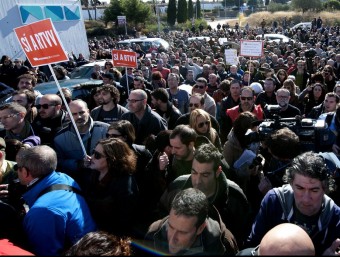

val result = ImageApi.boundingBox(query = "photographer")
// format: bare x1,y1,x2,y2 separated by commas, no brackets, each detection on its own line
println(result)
247,127,300,217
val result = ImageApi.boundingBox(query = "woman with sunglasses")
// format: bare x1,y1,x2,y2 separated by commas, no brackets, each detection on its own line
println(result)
189,109,222,152
103,60,113,74
76,138,140,237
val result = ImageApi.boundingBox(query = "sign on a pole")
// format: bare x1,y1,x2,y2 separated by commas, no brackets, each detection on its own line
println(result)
112,50,137,68
239,40,264,58
117,16,126,25
14,18,68,67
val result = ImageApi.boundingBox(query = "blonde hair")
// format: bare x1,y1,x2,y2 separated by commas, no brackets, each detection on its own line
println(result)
189,109,218,144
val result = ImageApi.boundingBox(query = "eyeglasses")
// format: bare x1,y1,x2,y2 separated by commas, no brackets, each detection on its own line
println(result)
194,85,205,89
127,99,144,103
240,96,253,101
36,104,56,109
0,113,19,122
197,121,210,128
106,133,122,138
189,103,200,108
92,150,106,160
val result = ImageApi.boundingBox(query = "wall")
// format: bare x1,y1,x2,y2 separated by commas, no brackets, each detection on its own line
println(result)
0,0,90,60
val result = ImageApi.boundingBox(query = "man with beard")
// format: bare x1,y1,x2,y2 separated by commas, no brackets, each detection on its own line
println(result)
12,89,37,123
31,94,70,147
54,99,109,177
90,84,128,124
265,88,301,119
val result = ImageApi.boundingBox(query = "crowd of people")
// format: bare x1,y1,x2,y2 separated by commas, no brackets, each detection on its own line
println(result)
0,18,340,255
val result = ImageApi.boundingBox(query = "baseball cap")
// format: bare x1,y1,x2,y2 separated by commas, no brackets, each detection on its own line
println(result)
0,137,6,151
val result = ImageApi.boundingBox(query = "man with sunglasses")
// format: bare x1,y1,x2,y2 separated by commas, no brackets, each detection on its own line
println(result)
192,78,216,117
54,99,109,176
121,89,167,145
31,94,70,147
224,86,264,141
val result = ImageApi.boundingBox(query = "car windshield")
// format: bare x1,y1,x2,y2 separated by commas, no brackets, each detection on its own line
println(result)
70,66,94,79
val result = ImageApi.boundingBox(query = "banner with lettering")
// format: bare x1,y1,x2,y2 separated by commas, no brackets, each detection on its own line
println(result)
112,50,137,68
14,18,68,67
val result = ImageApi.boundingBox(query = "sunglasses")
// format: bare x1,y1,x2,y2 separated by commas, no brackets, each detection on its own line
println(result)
106,133,122,138
240,96,253,101
92,150,106,160
194,85,205,89
197,121,210,128
189,103,200,108
36,104,56,109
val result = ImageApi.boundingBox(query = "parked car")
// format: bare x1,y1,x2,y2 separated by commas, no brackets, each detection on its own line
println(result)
117,37,170,53
291,22,312,31
255,33,295,43
69,60,107,79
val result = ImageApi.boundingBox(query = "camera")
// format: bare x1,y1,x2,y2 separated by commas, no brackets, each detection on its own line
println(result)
245,115,331,153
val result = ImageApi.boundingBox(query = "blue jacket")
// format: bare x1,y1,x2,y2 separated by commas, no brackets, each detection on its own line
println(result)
246,184,340,255
22,171,97,256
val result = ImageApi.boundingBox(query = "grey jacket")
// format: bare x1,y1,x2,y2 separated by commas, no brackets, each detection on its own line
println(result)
54,117,109,175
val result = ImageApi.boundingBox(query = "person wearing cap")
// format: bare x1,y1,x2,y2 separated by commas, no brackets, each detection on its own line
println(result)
152,59,170,81
245,151,340,256
0,102,40,148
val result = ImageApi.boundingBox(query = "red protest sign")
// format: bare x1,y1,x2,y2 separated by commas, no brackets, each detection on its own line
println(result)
112,50,137,68
14,18,68,67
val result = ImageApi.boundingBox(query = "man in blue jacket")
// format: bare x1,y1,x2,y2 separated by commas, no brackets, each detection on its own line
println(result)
245,151,340,255
16,145,96,255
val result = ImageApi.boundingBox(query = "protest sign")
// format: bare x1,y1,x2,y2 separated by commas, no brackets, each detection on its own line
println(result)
112,50,137,68
240,40,263,57
14,18,68,67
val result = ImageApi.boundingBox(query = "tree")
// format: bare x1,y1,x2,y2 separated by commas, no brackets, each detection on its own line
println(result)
188,0,194,20
324,0,340,10
122,0,152,26
103,0,151,27
177,0,188,23
102,0,123,27
167,0,177,26
291,0,322,12
247,0,258,7
196,0,202,19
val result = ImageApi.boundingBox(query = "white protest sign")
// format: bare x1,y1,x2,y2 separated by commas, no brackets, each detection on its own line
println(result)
224,49,238,65
240,40,263,57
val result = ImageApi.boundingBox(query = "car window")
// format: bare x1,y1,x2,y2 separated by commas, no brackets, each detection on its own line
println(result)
70,66,94,79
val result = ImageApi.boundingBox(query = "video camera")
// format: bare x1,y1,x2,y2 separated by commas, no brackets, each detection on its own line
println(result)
245,105,331,152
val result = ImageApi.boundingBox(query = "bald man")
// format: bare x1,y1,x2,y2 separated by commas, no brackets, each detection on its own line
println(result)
238,223,315,256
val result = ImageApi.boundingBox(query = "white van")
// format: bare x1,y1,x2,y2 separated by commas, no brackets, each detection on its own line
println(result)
291,22,312,31
117,37,170,53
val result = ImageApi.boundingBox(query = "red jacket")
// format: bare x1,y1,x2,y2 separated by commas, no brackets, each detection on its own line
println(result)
226,104,264,123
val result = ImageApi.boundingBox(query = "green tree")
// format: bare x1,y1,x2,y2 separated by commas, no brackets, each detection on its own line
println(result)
196,0,202,19
122,0,152,26
177,0,188,23
324,0,340,10
247,0,259,7
291,0,322,12
167,0,177,26
188,0,194,19
102,0,123,27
